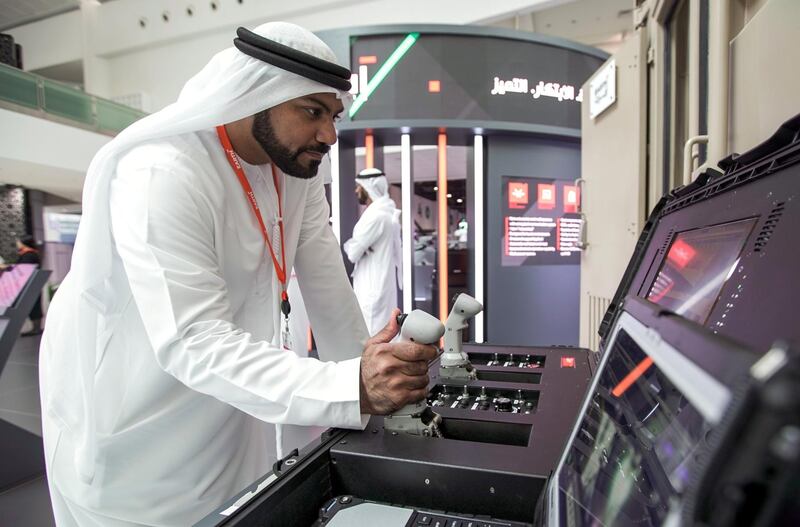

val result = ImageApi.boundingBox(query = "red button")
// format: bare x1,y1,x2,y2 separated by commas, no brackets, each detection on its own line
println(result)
561,356,576,368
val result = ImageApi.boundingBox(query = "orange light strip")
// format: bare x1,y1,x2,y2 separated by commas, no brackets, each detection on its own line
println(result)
365,132,374,169
612,357,654,397
437,132,448,323
307,328,313,354
359,55,378,65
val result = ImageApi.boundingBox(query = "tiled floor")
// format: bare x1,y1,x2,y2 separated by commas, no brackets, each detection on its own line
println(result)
0,334,56,526
0,333,42,436
0,476,55,526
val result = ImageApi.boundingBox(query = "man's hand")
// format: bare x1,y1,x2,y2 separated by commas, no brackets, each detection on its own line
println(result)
359,308,439,415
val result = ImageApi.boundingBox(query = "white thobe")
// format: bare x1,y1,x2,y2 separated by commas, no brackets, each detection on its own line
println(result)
343,195,401,336
39,129,369,526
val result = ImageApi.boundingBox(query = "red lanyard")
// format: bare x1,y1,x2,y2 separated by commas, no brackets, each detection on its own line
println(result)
216,125,291,317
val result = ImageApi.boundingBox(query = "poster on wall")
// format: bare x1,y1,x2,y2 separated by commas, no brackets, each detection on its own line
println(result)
502,176,583,266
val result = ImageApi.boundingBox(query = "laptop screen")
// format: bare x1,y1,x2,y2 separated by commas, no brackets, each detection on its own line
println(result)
551,314,725,526
645,218,757,324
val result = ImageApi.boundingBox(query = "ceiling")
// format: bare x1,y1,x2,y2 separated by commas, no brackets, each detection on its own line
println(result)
0,0,80,32
487,0,633,54
0,0,633,47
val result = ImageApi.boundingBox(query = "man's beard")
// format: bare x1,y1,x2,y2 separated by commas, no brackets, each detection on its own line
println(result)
252,110,329,179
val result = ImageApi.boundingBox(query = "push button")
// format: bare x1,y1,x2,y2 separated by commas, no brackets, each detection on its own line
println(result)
416,513,432,525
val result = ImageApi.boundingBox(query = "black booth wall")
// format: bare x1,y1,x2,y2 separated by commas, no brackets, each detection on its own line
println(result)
0,187,28,262
486,135,581,346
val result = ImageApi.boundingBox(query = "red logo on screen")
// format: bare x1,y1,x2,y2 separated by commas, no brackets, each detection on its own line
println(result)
537,183,556,210
667,239,696,269
561,356,576,368
563,185,580,213
508,182,529,209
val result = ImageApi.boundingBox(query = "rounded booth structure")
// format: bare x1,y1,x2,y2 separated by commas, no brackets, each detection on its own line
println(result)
317,25,607,346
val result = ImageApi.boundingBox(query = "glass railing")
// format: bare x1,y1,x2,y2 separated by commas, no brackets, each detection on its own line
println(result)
0,62,146,135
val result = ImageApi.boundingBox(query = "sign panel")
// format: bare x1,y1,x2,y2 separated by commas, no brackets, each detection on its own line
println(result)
589,59,616,119
502,176,583,266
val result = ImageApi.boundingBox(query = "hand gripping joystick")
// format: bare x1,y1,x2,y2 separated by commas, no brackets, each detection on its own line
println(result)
439,294,483,380
383,310,445,437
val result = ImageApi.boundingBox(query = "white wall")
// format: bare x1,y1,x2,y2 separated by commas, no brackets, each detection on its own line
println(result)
5,10,82,71
0,109,110,201
106,30,231,111
729,0,800,154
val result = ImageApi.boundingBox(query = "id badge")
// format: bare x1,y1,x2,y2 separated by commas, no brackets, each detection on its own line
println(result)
280,316,294,352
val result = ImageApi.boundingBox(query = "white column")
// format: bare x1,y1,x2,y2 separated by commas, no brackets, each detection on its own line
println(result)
329,141,340,242
473,134,485,343
401,133,413,313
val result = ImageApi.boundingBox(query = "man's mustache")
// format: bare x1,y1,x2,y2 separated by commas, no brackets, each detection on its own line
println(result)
296,144,330,157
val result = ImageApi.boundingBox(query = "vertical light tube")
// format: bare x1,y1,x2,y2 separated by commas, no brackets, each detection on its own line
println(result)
328,141,342,243
437,132,449,323
401,134,413,313
329,141,340,242
473,134,485,343
365,132,375,169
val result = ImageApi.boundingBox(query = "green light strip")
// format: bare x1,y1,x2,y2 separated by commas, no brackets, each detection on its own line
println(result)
349,32,420,118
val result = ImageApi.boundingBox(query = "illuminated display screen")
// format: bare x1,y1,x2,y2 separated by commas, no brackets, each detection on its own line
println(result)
557,329,709,526
501,176,582,266
349,34,603,128
0,263,36,309
646,219,757,324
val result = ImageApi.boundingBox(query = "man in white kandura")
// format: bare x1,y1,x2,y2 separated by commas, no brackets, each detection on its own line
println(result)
343,168,403,336
39,22,435,526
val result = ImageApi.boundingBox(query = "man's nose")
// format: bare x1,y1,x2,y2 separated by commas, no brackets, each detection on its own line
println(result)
316,118,338,146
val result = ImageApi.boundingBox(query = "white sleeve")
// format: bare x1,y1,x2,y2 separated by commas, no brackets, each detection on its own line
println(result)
342,210,385,264
295,176,371,363
109,154,364,429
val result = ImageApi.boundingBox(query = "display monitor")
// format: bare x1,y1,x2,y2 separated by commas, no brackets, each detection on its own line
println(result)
348,34,603,128
0,263,37,310
645,218,757,324
550,312,729,527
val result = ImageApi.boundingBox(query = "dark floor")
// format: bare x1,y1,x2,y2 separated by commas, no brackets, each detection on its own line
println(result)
0,333,56,526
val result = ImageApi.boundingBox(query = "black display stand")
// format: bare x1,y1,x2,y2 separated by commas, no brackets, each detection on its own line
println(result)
196,114,800,527
0,268,50,492
196,344,594,527
0,268,50,374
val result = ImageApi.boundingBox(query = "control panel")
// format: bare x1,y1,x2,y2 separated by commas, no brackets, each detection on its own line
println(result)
428,384,539,414
468,352,545,369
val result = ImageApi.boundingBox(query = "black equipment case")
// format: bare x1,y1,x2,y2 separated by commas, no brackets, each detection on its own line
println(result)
196,115,800,527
